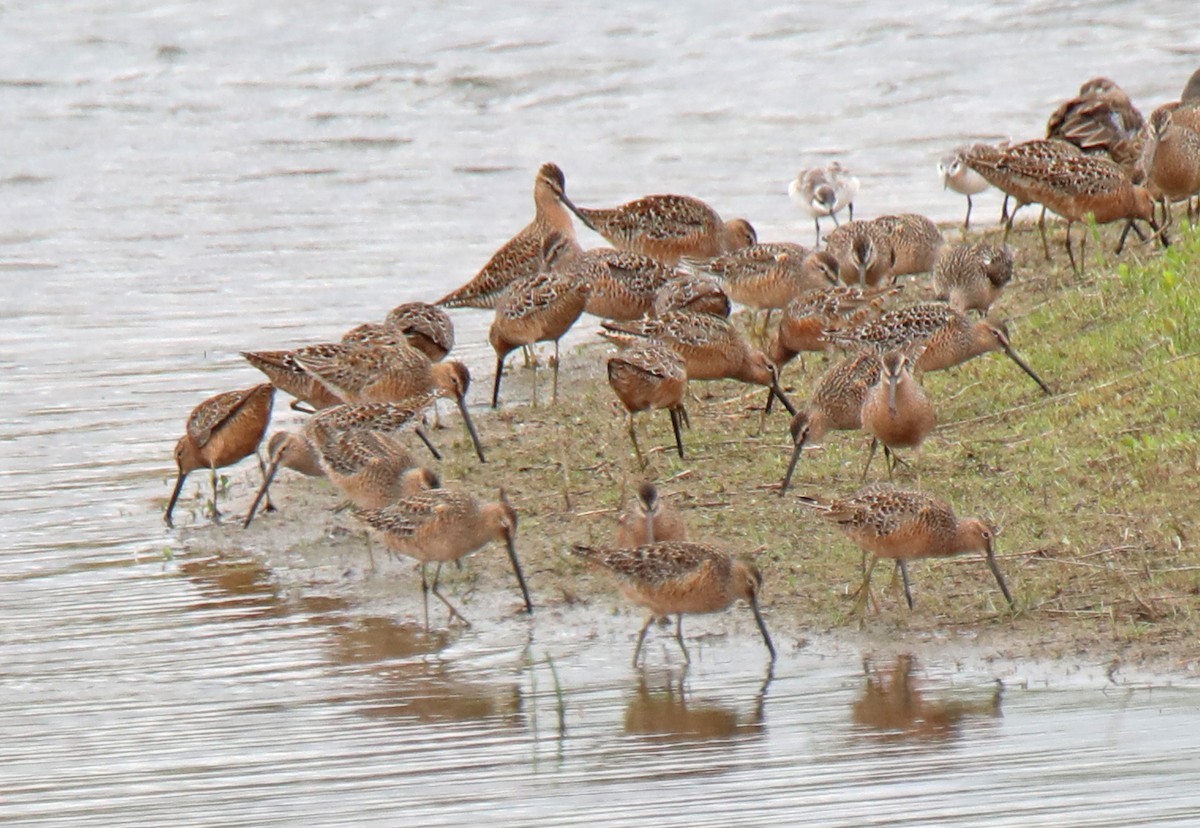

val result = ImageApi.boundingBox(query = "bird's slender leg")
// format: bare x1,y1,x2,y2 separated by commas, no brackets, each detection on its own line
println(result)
627,412,646,469
1038,207,1051,262
431,562,472,628
632,615,655,667
209,465,222,522
674,614,690,663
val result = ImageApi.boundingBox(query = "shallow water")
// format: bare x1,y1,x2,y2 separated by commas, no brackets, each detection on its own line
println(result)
3,1,1200,824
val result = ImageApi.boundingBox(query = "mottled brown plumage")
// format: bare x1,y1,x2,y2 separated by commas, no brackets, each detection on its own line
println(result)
770,285,902,369
242,347,344,411
870,214,945,277
165,384,275,527
357,488,532,626
827,302,1051,395
1141,108,1200,225
437,163,579,309
572,540,775,664
384,302,455,361
779,353,880,493
600,311,794,414
489,233,591,408
859,352,936,480
607,343,690,463
582,247,677,321
797,485,1014,613
684,242,834,312
653,273,732,318
931,242,1014,314
615,482,689,547
564,187,756,266
824,220,896,287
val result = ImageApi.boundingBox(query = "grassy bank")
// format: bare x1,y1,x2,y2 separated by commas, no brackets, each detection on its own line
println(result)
429,218,1200,667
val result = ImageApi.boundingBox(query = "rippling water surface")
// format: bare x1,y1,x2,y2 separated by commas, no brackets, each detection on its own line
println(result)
3,1,1199,824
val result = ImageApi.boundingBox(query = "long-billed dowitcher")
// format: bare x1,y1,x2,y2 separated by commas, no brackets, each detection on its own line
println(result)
437,163,579,309
938,148,992,230
582,247,675,321
1141,108,1200,227
243,398,441,527
966,141,1156,271
789,162,859,243
963,138,1082,249
1045,77,1144,176
828,302,1052,395
607,342,690,464
296,342,486,462
870,214,945,277
356,488,532,627
489,233,590,408
615,482,689,547
796,485,1014,614
242,346,344,412
770,285,902,372
859,351,936,480
563,184,756,266
823,220,896,287
1154,68,1200,136
600,310,795,415
684,242,836,320
931,241,1014,314
653,272,732,318
779,352,880,493
571,541,775,664
165,384,274,527
384,301,455,361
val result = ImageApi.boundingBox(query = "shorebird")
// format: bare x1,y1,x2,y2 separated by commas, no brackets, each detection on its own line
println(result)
384,302,455,361
600,310,795,414
870,214,945,277
242,346,344,412
295,341,486,462
165,384,274,528
242,397,442,527
859,351,936,480
562,183,756,266
828,302,1052,395
789,162,859,243
1152,68,1200,136
653,272,732,318
931,241,1015,314
1045,77,1144,176
356,488,532,627
489,233,590,407
436,162,579,309
962,138,1083,252
938,148,992,230
607,342,690,465
1140,108,1200,228
779,352,880,493
770,284,902,372
796,485,1014,615
572,541,776,665
615,482,689,547
582,247,676,321
684,242,837,326
823,220,896,287
966,141,1156,271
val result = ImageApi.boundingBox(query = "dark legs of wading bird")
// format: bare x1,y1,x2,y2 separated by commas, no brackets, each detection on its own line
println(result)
420,562,471,630
861,438,907,482
243,451,285,528
626,407,689,469
762,382,797,417
631,603,776,668
414,425,443,461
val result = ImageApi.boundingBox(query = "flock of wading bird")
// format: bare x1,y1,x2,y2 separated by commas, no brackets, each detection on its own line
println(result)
164,68,1200,665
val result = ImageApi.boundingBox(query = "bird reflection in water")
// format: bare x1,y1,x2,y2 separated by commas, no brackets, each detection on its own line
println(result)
850,654,1002,744
177,552,350,620
623,664,772,744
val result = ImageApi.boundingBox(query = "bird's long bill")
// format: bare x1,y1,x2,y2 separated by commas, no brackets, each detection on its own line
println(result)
243,457,282,529
779,434,807,494
771,380,797,417
491,354,505,409
456,394,487,463
506,535,534,613
750,596,777,662
986,539,1015,609
164,471,188,528
413,425,444,461
886,370,900,418
1002,343,1052,396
